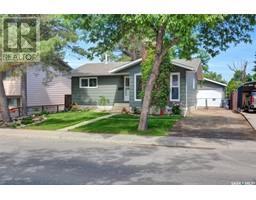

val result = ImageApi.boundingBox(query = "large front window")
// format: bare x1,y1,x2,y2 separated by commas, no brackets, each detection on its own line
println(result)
134,73,142,101
79,77,98,88
170,72,180,101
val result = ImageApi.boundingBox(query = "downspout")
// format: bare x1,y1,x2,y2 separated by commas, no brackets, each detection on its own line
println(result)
184,71,188,116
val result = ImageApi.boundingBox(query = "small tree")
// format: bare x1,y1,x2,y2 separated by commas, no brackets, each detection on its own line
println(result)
98,96,110,110
141,49,173,111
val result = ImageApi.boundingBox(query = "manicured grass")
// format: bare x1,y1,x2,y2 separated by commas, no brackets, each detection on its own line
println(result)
26,111,109,130
73,114,182,136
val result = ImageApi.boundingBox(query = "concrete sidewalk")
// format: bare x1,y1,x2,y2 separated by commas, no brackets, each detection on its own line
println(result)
58,113,117,131
1,128,256,150
241,112,256,130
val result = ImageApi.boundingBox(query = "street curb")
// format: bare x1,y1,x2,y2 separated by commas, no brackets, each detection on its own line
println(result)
1,128,256,150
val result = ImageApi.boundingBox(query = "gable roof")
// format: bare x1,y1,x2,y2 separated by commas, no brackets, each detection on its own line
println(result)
71,58,202,77
71,61,130,76
203,78,227,87
172,58,201,71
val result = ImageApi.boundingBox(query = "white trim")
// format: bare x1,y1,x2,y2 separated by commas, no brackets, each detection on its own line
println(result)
79,77,98,88
124,76,130,102
203,78,227,87
109,58,143,73
134,73,142,101
170,72,180,102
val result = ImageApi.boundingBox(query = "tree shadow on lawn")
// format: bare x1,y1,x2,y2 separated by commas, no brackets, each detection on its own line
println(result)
27,112,108,130
73,115,182,136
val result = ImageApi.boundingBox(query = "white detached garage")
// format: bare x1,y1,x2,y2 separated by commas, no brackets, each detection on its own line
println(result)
197,78,227,108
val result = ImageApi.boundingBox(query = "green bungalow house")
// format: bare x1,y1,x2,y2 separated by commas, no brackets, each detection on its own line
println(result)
71,58,203,115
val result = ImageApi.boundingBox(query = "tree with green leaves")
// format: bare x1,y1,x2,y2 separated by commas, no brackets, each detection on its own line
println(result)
252,52,256,80
204,71,226,84
194,49,226,83
65,14,256,131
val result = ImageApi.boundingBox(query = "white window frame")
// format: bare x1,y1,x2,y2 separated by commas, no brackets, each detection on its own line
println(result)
134,73,142,101
79,77,98,88
124,76,130,102
170,72,180,101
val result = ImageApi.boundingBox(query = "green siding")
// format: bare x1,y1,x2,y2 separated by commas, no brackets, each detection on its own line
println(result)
186,71,197,109
72,76,124,106
72,63,198,111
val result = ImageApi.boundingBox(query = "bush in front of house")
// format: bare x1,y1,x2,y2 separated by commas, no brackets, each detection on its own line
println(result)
70,103,81,112
172,104,181,115
21,116,33,125
98,96,110,106
132,107,141,115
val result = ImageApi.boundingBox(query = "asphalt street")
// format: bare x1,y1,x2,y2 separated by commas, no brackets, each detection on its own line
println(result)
0,132,256,184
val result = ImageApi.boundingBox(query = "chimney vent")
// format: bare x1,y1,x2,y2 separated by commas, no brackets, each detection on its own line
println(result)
104,53,108,64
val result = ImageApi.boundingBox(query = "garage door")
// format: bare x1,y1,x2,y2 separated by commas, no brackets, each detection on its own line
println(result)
197,89,223,107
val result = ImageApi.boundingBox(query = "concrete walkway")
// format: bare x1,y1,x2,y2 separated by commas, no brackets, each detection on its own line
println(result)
58,113,117,131
241,112,256,130
1,128,256,150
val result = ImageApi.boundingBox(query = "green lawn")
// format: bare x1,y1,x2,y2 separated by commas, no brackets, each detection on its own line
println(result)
26,111,109,130
72,114,182,136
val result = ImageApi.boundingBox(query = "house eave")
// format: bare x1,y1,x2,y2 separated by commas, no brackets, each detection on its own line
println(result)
171,61,196,71
109,58,143,73
71,73,129,77
203,78,227,87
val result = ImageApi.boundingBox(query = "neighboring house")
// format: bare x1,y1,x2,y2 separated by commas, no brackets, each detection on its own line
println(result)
197,78,227,108
71,58,204,115
3,64,71,113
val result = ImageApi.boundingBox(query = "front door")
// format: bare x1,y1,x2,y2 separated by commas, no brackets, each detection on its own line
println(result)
124,76,130,102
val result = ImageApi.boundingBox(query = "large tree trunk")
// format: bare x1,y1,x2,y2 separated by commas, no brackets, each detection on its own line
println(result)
21,70,27,116
0,72,11,122
138,27,166,131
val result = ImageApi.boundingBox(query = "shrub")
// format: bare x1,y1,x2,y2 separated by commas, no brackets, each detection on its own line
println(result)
132,107,141,114
21,116,33,125
172,104,181,115
70,103,81,112
121,107,129,114
98,96,110,106
40,111,49,115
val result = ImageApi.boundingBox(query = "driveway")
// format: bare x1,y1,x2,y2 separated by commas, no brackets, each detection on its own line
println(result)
171,109,256,140
0,130,256,184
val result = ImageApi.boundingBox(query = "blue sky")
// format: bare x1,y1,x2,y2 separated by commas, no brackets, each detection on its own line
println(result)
208,29,256,81
64,29,256,82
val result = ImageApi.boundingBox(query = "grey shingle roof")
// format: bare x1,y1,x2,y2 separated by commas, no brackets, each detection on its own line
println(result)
71,62,130,76
172,58,201,71
71,58,201,77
